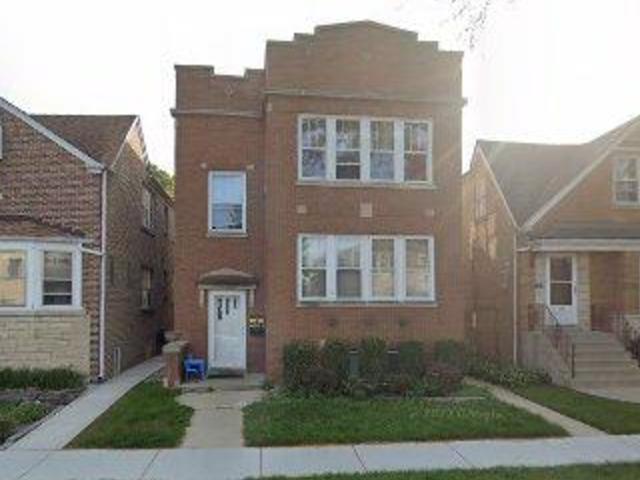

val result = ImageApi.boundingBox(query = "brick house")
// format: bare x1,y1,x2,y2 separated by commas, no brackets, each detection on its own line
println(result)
173,21,465,379
0,97,173,379
464,115,640,388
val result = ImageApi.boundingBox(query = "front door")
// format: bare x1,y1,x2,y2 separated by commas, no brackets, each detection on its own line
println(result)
547,255,578,326
208,291,247,371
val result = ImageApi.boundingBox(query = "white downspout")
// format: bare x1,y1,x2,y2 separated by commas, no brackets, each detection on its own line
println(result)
512,233,518,365
98,170,108,380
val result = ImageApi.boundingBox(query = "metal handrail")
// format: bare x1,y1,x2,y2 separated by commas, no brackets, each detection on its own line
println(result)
528,303,576,378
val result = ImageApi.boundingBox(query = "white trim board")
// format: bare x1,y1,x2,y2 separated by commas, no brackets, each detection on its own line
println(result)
0,96,104,173
530,238,640,252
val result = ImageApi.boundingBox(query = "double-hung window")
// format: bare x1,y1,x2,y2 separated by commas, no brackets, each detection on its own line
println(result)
142,188,153,230
0,251,26,307
141,267,152,310
298,235,435,303
298,115,433,184
0,242,81,311
208,171,247,233
614,157,640,205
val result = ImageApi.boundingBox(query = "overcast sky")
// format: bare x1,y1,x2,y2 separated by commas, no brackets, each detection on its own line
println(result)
1,0,639,173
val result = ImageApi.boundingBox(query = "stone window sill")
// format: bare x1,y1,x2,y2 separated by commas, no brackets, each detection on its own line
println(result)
0,308,85,318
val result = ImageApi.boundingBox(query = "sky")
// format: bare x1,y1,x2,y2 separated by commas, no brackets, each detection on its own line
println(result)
1,0,639,173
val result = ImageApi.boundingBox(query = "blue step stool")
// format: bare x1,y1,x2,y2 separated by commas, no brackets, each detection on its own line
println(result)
183,356,206,381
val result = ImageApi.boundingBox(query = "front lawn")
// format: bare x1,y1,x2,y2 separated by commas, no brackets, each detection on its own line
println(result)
68,381,193,448
243,387,566,446
514,384,640,434
261,464,640,480
0,402,49,443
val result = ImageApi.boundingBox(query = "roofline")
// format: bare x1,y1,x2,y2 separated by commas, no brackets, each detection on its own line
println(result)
110,115,141,170
475,143,519,229
521,114,640,231
0,97,104,173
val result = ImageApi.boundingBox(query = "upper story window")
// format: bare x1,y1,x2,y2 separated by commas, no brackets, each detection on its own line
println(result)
208,171,247,233
614,157,640,205
298,234,435,303
142,188,153,230
298,115,433,185
0,242,81,311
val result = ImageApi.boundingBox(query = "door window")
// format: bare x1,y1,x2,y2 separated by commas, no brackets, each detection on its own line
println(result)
549,257,573,306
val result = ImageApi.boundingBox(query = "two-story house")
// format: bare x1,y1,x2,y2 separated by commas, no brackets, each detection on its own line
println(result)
464,115,640,389
0,97,173,379
173,21,465,378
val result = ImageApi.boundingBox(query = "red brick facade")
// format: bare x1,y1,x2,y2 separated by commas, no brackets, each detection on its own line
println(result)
0,101,172,379
174,22,465,380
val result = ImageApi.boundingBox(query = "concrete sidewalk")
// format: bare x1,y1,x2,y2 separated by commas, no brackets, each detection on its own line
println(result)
9,356,164,451
3,435,640,480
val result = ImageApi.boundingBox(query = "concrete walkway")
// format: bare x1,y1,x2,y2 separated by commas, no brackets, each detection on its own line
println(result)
9,356,164,451
466,379,605,437
580,387,640,403
3,435,640,480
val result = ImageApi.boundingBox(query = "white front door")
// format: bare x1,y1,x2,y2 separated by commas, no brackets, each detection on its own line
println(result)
208,291,247,371
547,255,578,326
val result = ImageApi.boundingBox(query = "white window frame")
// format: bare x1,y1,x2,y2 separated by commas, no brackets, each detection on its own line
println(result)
0,241,82,313
208,171,247,234
142,188,153,230
297,114,434,185
297,234,435,303
613,156,640,206
141,267,153,310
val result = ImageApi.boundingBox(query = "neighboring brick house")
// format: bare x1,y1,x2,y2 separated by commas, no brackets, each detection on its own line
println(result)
173,21,465,379
0,97,173,379
464,115,640,388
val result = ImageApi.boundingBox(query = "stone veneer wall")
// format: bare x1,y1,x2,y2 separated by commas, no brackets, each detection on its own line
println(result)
0,313,90,374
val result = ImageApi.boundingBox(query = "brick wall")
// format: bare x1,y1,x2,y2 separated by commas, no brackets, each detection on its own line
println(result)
0,313,90,374
105,123,173,376
174,22,465,380
0,108,102,376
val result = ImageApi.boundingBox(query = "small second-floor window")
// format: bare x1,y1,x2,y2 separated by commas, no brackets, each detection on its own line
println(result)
370,121,395,180
404,122,430,181
301,118,327,179
141,267,152,309
142,188,153,230
209,171,246,233
614,157,639,204
335,119,361,179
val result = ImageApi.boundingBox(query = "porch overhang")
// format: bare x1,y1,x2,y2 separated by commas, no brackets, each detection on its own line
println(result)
197,268,258,289
527,238,640,252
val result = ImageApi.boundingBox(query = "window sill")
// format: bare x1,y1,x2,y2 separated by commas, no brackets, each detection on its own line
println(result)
0,307,85,318
206,231,248,239
613,202,640,209
141,226,156,237
297,301,438,308
296,180,437,190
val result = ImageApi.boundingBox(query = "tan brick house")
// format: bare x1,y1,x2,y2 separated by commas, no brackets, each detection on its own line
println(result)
173,21,465,379
464,115,640,388
0,97,173,379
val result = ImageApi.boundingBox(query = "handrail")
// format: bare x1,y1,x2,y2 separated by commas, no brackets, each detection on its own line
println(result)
528,303,576,378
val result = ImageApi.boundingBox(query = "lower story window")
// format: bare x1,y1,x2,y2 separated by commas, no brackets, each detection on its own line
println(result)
298,234,435,302
141,267,153,309
0,242,81,311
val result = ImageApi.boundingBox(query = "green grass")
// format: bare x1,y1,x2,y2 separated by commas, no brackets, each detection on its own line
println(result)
0,367,84,390
68,381,193,448
243,390,567,446
514,384,640,434
260,464,640,480
0,402,49,442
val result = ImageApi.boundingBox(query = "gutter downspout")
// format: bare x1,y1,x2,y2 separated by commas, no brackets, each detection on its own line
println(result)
99,170,108,380
512,233,518,365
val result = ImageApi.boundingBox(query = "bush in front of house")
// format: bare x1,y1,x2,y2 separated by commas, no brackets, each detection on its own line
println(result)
0,367,85,391
282,337,464,398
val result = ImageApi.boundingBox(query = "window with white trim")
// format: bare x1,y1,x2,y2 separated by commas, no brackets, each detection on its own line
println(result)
614,157,640,204
142,188,153,230
0,242,82,311
298,235,435,302
298,115,433,184
141,267,152,310
208,171,247,233
0,251,26,307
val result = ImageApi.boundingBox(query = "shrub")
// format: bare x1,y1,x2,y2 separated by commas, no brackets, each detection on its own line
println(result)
320,339,350,384
467,356,551,389
359,337,388,384
283,341,319,392
397,341,426,377
0,368,84,391
343,378,376,400
0,418,14,443
433,340,469,372
422,362,464,397
382,373,414,396
307,367,341,396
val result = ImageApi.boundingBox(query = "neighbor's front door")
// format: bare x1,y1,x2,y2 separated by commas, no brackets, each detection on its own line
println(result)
208,291,247,371
547,255,578,326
